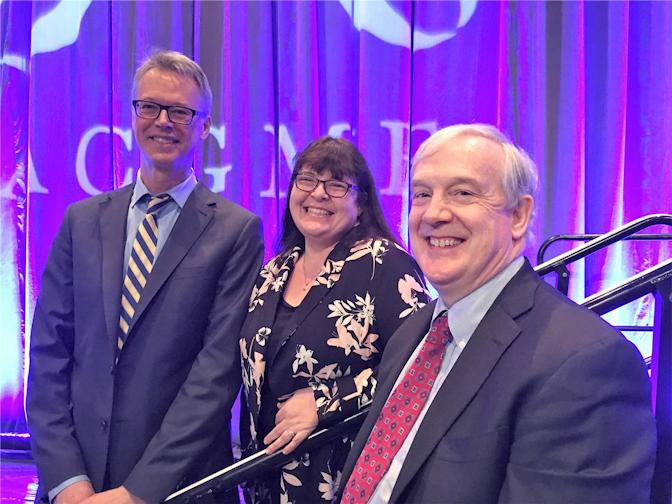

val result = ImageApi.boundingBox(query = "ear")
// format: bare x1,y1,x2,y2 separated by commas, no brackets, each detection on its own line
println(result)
511,195,533,240
200,114,212,140
356,194,365,218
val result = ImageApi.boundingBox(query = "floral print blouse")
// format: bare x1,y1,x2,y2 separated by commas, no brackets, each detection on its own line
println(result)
240,237,428,503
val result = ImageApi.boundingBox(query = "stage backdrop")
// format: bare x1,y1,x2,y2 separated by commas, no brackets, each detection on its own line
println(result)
1,0,671,437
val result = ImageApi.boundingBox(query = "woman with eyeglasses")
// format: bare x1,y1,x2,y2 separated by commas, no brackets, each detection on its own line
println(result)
239,136,429,503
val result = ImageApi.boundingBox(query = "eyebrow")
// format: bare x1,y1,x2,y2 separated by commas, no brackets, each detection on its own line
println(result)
411,176,478,187
298,170,348,182
138,98,194,109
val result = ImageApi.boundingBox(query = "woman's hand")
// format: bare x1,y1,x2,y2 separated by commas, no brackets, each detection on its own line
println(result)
263,387,319,455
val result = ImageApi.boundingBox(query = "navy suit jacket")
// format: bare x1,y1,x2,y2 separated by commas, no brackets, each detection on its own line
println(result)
27,182,264,503
340,260,656,503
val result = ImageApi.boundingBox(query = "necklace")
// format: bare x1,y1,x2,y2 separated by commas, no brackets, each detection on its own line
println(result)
300,257,321,291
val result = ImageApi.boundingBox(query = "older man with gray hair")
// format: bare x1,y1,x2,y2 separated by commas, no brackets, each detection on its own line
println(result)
27,50,263,504
339,123,655,503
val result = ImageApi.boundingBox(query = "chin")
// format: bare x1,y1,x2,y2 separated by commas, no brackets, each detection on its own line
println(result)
153,157,188,171
425,271,460,290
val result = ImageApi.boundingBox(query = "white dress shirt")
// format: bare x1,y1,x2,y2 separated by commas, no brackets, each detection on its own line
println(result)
369,257,525,504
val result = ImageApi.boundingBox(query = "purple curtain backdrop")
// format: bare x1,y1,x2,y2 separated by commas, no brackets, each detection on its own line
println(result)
1,0,670,436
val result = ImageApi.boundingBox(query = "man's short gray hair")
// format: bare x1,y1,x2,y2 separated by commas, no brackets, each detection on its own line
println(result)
411,123,538,211
132,49,213,114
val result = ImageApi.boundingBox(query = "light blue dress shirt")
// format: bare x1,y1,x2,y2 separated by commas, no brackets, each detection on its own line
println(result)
48,171,198,502
369,256,525,504
123,170,198,273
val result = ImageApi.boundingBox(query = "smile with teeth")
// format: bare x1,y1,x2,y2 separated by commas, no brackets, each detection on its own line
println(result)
150,136,178,144
305,207,333,217
428,237,462,247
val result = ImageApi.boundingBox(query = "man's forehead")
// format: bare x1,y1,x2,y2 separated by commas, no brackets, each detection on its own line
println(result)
135,68,208,111
412,134,505,178
137,68,194,88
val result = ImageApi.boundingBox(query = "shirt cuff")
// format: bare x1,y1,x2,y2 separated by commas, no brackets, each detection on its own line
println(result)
48,475,91,503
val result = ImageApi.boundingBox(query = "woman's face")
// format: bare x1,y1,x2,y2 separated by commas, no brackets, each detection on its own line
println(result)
289,166,361,250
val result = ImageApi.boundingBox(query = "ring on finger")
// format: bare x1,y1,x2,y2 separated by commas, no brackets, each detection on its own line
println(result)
285,430,296,439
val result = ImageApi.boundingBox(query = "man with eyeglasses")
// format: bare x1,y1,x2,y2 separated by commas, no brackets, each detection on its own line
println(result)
27,50,263,504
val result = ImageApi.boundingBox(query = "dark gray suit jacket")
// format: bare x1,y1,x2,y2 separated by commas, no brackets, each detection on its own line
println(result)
340,260,656,503
27,182,264,503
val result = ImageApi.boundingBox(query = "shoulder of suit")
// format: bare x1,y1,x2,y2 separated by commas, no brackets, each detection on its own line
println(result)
194,182,259,220
518,271,626,346
65,183,133,213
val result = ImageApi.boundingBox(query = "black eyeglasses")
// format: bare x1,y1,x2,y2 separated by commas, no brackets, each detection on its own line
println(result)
132,100,203,125
294,172,359,198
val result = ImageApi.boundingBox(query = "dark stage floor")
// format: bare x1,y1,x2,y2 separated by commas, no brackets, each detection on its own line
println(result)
0,455,38,503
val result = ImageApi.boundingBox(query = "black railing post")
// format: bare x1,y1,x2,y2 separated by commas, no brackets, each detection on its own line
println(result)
554,265,570,296
651,275,672,504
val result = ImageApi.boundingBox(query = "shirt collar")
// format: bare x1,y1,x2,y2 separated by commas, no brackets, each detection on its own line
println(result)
432,256,525,349
130,169,197,209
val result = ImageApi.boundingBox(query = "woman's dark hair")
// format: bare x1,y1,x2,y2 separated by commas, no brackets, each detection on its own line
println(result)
277,136,397,255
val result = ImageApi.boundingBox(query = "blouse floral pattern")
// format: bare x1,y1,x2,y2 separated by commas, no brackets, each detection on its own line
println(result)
239,237,429,503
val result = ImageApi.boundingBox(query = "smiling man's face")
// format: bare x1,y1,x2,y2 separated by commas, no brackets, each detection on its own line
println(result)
132,68,210,177
409,133,532,306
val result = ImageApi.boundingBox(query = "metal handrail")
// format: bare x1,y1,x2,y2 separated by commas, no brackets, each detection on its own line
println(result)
537,233,672,266
535,214,672,277
164,409,370,502
164,257,672,503
581,257,672,316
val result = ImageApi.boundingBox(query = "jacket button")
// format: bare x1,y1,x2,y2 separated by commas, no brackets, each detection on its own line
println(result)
101,420,108,431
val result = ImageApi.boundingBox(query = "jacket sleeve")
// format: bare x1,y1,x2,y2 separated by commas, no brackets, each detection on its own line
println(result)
498,336,656,503
312,245,429,424
123,213,264,502
26,206,91,497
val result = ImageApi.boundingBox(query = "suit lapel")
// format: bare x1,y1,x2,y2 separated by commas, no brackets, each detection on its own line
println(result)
341,303,436,483
125,182,215,337
252,251,299,368
389,262,539,502
372,303,437,408
268,237,355,366
100,185,133,350
389,306,521,501
245,241,356,438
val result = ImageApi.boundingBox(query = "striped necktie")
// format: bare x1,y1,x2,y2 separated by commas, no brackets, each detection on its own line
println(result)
342,313,452,503
118,194,172,353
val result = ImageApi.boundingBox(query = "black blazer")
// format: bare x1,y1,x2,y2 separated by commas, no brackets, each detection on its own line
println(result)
27,182,264,502
240,237,428,502
340,260,656,503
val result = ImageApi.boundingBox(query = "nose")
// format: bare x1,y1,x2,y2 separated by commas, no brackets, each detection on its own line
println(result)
421,196,454,226
155,109,173,127
309,181,329,199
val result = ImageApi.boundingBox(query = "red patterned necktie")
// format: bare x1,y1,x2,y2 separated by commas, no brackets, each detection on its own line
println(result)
342,313,452,503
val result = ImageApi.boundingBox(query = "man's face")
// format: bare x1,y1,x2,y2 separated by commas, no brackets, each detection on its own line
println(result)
409,134,532,306
132,68,211,175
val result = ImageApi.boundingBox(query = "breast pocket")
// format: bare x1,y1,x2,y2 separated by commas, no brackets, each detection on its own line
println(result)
435,426,510,462
413,427,510,503
170,266,211,280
